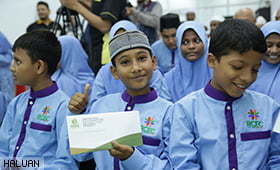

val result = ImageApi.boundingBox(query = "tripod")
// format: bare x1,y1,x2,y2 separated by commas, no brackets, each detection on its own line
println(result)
52,6,84,39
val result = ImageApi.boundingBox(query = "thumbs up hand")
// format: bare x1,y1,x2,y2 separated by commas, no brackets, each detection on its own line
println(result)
68,83,91,114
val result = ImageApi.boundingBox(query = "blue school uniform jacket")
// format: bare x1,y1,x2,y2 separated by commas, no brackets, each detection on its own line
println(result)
151,40,179,74
0,83,78,169
0,91,8,126
169,82,280,170
76,89,173,170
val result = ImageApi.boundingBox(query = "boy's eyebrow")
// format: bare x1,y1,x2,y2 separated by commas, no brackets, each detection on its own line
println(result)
13,55,21,61
118,54,129,60
136,50,149,55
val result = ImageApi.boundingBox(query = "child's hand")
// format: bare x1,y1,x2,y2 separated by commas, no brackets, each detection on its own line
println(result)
68,83,90,114
109,141,134,160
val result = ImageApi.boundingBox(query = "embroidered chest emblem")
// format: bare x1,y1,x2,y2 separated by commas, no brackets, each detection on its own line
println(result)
246,109,263,128
37,106,50,122
141,117,157,135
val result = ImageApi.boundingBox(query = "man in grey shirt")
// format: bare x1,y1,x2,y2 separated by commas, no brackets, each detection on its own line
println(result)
126,0,162,44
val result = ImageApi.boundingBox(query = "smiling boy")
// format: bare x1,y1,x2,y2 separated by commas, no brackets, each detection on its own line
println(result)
0,30,77,169
169,19,280,169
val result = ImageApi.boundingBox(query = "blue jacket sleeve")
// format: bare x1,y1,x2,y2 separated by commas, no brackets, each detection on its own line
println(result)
0,92,8,126
0,99,16,157
267,107,280,169
168,102,200,170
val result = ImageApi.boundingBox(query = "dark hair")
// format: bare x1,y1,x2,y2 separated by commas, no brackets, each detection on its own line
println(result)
160,13,181,32
209,19,266,60
13,30,61,75
37,1,49,9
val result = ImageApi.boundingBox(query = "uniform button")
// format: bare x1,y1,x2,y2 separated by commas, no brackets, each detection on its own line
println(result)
29,101,33,105
16,146,19,150
230,134,235,139
24,121,27,125
232,168,236,170
127,106,131,110
226,106,231,110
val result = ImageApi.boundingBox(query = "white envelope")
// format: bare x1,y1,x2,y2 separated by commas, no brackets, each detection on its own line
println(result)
66,111,143,155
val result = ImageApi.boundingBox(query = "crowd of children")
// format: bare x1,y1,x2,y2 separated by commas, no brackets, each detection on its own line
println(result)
0,12,280,170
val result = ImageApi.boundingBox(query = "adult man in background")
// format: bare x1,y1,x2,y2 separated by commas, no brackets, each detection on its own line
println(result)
27,1,64,35
276,8,280,20
186,10,196,21
209,15,225,37
126,0,162,44
234,8,256,24
60,0,126,74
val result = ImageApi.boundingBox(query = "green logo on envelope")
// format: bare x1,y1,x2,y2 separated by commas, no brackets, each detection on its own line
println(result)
70,119,79,128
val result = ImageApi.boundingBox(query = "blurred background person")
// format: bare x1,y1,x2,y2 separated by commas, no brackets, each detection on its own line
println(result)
209,15,225,38
234,8,256,24
125,0,162,44
276,8,280,20
186,10,196,21
256,15,267,28
152,13,180,74
60,0,127,75
26,1,64,35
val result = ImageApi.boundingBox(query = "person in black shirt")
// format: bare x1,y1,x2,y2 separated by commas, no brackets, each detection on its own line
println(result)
26,1,64,35
60,0,126,74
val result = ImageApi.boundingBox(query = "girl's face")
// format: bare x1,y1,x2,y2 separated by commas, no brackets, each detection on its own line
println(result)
181,29,204,61
264,33,280,64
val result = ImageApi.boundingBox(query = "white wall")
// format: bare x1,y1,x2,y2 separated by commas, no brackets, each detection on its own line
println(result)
1,0,279,44
0,0,61,44
163,0,273,30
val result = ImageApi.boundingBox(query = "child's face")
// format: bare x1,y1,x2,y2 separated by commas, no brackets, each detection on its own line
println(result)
208,50,263,97
111,48,156,96
264,33,280,64
161,28,177,50
181,29,204,61
10,48,38,86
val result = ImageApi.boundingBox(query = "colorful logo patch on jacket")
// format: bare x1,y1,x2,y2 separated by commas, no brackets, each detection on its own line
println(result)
246,109,263,128
37,106,50,122
142,117,157,135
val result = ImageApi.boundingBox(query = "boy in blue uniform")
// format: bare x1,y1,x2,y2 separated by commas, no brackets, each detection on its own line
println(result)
151,13,180,74
68,21,171,115
0,31,77,169
72,31,173,169
169,19,280,169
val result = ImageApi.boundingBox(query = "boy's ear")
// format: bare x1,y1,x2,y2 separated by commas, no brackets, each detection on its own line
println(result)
35,59,47,75
207,53,218,69
151,55,157,71
110,65,120,80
